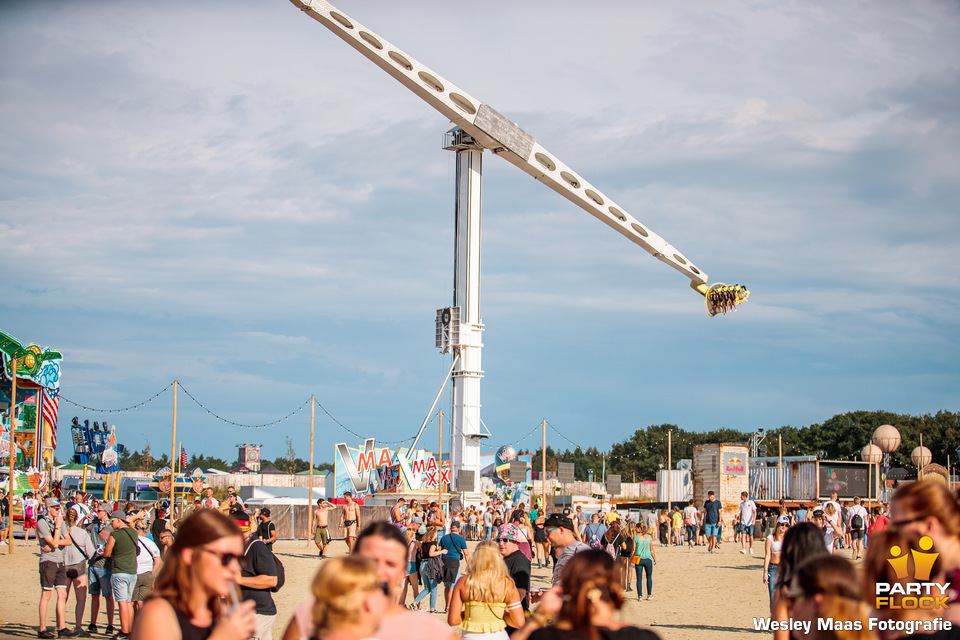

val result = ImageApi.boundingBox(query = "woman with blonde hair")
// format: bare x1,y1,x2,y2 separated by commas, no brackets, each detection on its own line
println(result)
632,519,656,601
134,509,256,640
762,516,789,602
447,540,524,639
310,556,389,640
620,521,637,592
62,506,96,636
787,554,876,640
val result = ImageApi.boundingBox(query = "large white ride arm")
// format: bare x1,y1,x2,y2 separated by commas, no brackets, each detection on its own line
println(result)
290,0,749,315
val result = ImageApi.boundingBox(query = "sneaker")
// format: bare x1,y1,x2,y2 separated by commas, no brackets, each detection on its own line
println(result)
58,629,78,638
112,634,129,640
104,626,115,635
38,631,56,639
739,549,747,554
86,625,98,635
646,595,654,600
625,585,633,592
749,549,754,555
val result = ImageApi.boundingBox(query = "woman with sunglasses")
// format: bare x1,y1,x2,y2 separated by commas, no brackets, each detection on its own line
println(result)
786,555,875,640
763,516,789,602
133,509,256,640
889,480,960,582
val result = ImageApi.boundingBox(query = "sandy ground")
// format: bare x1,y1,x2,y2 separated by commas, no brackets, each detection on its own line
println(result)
0,536,781,639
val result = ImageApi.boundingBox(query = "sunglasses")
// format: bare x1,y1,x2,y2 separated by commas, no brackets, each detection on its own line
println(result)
890,515,927,528
201,548,247,568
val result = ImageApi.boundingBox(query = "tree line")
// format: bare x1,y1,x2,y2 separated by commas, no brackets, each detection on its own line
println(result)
521,410,960,482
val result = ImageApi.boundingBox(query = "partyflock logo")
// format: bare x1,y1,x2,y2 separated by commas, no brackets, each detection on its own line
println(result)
875,536,949,610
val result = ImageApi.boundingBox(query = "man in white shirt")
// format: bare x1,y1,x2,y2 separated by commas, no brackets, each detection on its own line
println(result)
738,492,758,555
682,500,699,548
845,496,869,560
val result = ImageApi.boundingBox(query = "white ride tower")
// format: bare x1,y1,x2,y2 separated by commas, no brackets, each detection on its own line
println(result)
291,0,749,504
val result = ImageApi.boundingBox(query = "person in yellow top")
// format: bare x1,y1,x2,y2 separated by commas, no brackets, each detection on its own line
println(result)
670,506,684,546
448,541,525,639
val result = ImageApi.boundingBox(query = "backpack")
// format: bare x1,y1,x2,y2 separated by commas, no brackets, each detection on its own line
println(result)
24,502,35,519
244,539,285,592
851,510,864,531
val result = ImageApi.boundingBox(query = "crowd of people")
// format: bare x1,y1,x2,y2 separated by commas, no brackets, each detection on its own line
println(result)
14,479,960,640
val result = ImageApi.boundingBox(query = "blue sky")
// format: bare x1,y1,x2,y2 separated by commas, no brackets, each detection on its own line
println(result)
1,0,958,468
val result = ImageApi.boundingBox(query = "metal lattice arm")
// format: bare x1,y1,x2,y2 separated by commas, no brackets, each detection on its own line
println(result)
292,0,749,313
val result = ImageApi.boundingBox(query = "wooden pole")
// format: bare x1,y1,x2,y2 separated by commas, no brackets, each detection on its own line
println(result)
668,431,673,507
438,409,443,506
170,380,177,518
308,395,315,546
919,433,924,481
778,435,783,502
541,418,546,512
7,357,17,552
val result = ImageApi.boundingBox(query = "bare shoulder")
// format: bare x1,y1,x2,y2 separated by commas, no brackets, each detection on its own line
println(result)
135,598,181,640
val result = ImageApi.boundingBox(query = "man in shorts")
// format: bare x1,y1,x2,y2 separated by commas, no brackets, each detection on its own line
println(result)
36,497,70,638
104,510,139,639
702,491,723,553
86,505,116,635
439,521,469,612
738,491,758,555
23,491,40,544
338,492,361,553
846,496,869,560
312,498,335,558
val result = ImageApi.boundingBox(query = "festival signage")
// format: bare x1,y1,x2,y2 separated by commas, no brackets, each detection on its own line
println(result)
333,439,532,500
723,452,747,475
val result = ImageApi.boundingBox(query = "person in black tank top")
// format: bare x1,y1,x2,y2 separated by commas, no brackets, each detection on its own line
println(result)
132,510,256,640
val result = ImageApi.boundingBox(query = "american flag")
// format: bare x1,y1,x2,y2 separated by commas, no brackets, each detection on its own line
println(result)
41,388,59,450
180,445,188,468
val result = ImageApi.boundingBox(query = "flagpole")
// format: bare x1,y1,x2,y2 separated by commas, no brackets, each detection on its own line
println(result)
7,357,17,553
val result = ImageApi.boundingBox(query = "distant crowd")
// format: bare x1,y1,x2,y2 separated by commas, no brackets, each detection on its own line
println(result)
4,479,959,640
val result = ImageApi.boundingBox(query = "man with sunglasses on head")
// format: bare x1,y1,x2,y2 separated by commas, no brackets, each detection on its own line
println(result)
36,497,72,638
234,513,278,640
86,506,116,636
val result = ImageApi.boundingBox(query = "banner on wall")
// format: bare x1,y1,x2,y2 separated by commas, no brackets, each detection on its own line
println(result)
333,439,532,499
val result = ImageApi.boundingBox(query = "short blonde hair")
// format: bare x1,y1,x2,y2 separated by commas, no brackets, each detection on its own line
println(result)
311,556,381,635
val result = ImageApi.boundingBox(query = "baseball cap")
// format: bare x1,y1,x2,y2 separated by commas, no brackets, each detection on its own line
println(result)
45,497,61,509
109,509,128,522
813,509,825,517
544,513,575,533
777,516,790,524
497,523,527,543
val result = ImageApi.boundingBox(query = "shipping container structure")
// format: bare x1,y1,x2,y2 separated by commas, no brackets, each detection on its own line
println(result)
693,443,749,541
748,457,879,502
656,469,693,503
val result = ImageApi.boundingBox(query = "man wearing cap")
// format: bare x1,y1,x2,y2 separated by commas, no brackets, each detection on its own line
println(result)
497,524,531,611
544,513,588,587
438,521,469,612
256,508,277,552
104,510,140,639
86,506,116,636
235,514,278,640
812,508,842,555
36,497,71,639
